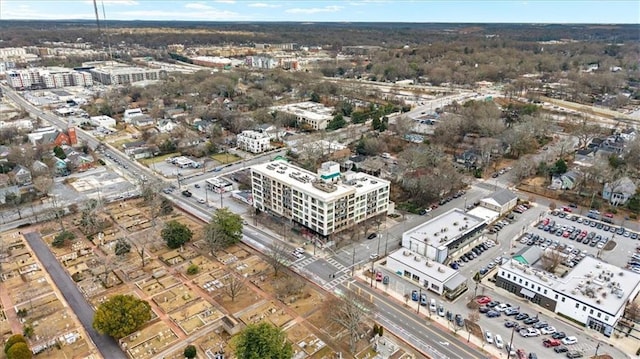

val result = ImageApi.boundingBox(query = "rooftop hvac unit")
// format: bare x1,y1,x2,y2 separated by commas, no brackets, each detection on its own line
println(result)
414,256,421,262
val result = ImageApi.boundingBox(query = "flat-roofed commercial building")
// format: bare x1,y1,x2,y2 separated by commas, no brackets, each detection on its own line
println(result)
402,208,487,263
251,160,390,236
271,101,333,131
386,248,468,298
496,256,640,337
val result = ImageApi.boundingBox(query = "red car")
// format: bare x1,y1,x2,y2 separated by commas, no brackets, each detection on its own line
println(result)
375,272,383,282
562,206,572,212
543,339,561,347
516,349,527,359
604,213,614,218
476,296,492,304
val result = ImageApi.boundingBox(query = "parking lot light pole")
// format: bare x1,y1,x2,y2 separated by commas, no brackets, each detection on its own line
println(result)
507,325,516,357
417,288,422,315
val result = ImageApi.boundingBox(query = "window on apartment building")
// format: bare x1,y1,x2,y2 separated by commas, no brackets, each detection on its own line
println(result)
525,281,528,286
431,283,439,291
404,270,411,278
605,315,609,321
590,309,594,315
597,312,601,318
501,271,505,276
507,273,511,279
537,286,541,291
575,303,579,309
583,306,586,311
554,294,558,299
519,278,522,284
412,274,419,282
561,297,565,302
544,289,547,295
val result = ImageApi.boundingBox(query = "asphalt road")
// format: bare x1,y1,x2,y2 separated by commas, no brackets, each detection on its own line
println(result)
23,232,126,359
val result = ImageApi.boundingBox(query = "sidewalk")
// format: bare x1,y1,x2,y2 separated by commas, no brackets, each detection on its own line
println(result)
355,269,502,359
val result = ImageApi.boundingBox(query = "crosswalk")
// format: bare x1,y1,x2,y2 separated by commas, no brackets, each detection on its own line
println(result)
289,255,351,290
291,256,316,269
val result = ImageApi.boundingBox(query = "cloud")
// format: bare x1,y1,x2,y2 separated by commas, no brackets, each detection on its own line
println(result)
215,0,236,3
3,3,94,19
285,5,343,14
113,9,244,20
248,2,280,8
185,2,213,10
83,0,139,6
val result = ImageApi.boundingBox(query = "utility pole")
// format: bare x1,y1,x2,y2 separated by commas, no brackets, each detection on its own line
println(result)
417,288,422,315
507,325,515,356
351,246,356,276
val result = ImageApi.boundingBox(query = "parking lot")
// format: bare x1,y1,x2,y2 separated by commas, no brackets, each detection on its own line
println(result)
524,209,640,271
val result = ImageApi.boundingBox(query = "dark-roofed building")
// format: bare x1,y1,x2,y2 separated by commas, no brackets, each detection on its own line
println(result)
479,188,518,215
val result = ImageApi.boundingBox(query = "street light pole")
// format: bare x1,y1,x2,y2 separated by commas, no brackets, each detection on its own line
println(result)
417,288,422,315
507,324,515,357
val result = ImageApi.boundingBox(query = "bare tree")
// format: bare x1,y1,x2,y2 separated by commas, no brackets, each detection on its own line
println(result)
327,289,375,354
541,249,564,273
129,233,154,269
466,311,480,343
266,241,290,277
624,301,640,322
393,115,414,138
33,175,53,196
222,273,246,302
273,275,306,301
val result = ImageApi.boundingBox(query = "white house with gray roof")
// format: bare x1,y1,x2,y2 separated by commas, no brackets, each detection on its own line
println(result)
479,188,518,215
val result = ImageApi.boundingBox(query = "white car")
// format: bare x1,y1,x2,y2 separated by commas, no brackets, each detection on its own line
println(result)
519,328,541,337
369,253,379,260
494,334,504,349
541,326,556,335
561,336,578,345
484,331,493,344
495,303,510,312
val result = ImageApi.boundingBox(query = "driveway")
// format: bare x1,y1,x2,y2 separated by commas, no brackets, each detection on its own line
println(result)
23,232,126,359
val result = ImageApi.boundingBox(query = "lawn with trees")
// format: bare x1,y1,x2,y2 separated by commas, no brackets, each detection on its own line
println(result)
233,322,292,359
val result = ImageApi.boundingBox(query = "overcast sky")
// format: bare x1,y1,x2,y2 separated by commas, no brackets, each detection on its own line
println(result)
0,1,638,23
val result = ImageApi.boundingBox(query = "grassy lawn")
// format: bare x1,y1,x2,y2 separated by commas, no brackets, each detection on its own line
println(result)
109,138,134,149
140,152,181,166
211,152,242,164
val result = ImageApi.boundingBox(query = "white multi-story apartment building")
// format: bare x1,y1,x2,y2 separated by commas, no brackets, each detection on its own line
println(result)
89,66,166,85
270,101,333,131
496,255,640,337
6,68,92,89
236,130,273,154
251,160,390,236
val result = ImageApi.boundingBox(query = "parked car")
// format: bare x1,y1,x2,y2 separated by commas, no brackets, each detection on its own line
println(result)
505,307,520,316
486,310,501,318
495,303,511,312
543,338,562,347
504,320,518,328
515,313,530,321
552,332,567,340
533,321,549,329
561,336,577,345
554,346,569,353
367,233,377,239
495,334,504,349
566,350,583,358
524,317,540,325
476,296,492,304
541,326,556,335
520,328,541,337
485,331,493,344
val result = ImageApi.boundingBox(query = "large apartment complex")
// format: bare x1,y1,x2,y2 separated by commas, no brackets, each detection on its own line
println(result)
6,67,93,89
250,160,390,236
89,66,167,85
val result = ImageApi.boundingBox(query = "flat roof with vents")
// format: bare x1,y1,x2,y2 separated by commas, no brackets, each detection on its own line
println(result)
251,161,389,202
404,208,485,248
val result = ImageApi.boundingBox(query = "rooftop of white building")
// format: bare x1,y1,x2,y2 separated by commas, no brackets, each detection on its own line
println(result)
90,66,160,75
502,256,640,316
252,160,389,202
271,101,333,121
388,248,463,285
403,208,486,248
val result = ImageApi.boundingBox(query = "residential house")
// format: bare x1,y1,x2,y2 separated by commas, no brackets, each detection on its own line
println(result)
192,119,213,134
0,185,20,204
156,119,179,134
52,157,69,176
603,177,637,206
573,148,596,167
550,170,580,190
31,160,49,177
130,115,155,129
37,130,70,148
66,152,94,171
598,135,625,156
165,107,187,120
454,149,482,169
123,108,143,123
9,165,32,186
